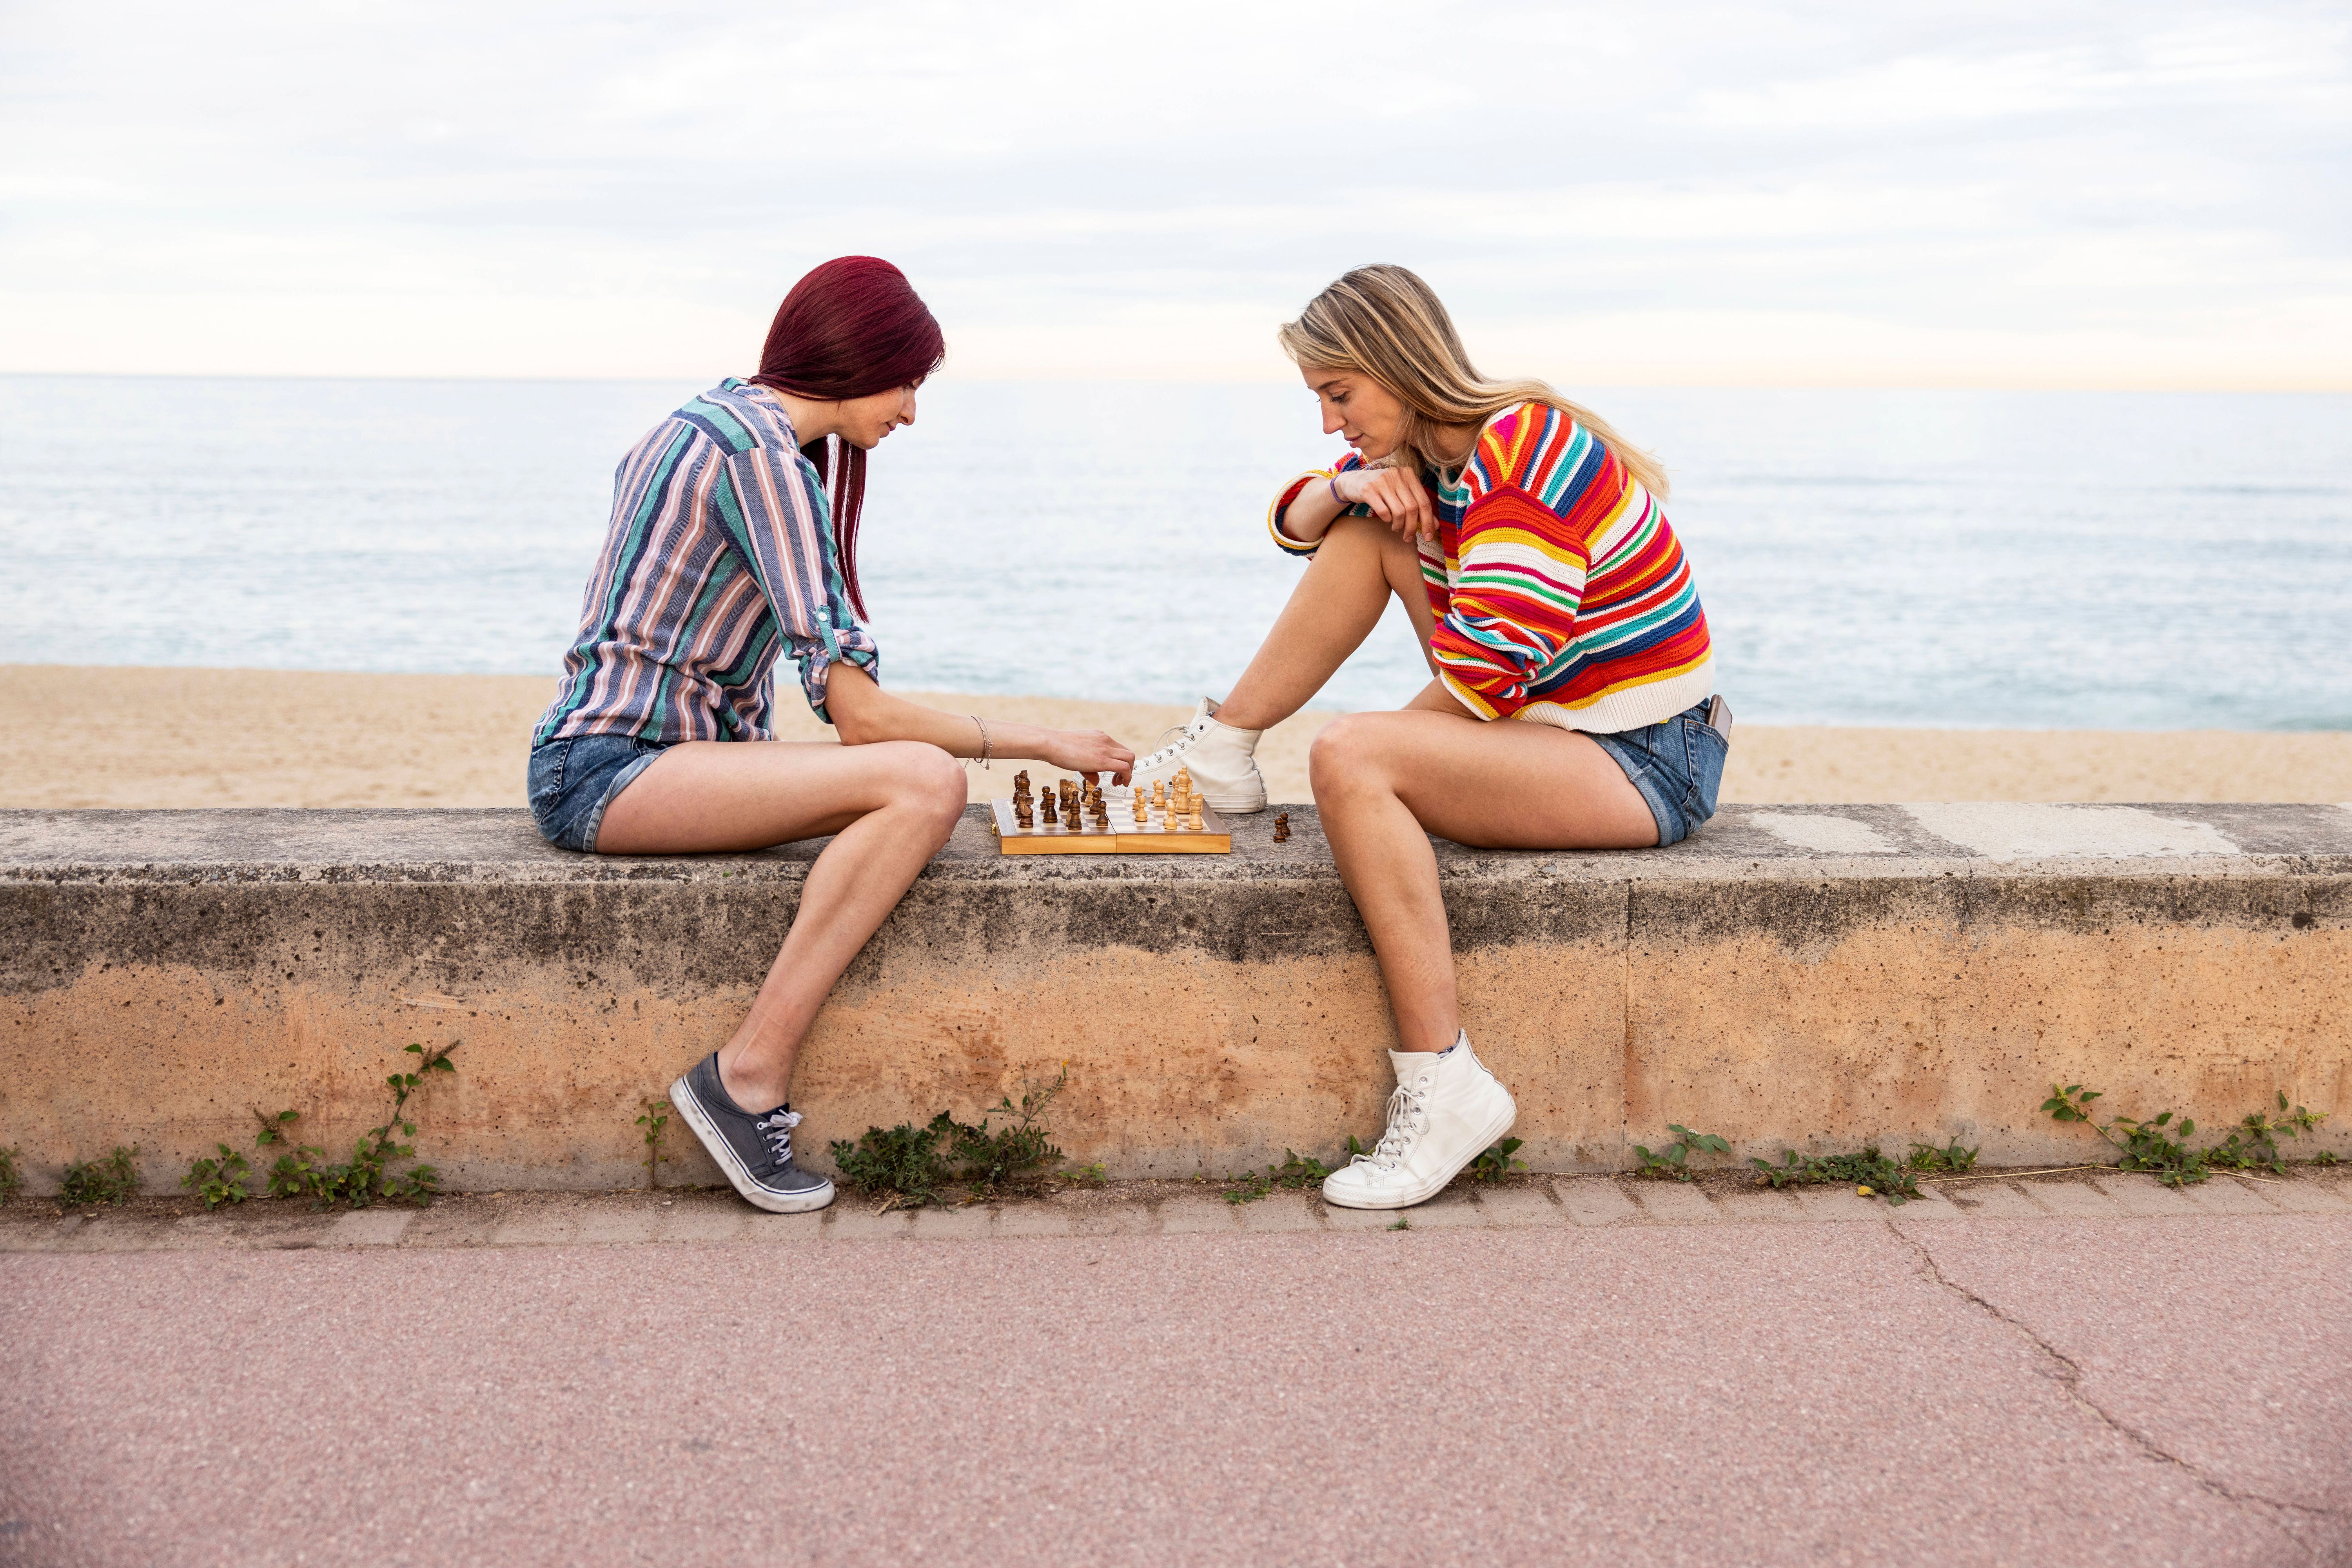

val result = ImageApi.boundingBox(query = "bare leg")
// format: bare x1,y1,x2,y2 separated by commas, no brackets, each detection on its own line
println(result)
1217,517,1435,731
595,739,969,1110
1308,709,1657,1053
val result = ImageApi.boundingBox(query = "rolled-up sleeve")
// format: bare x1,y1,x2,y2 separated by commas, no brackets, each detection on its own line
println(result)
1267,453,1376,557
720,445,879,726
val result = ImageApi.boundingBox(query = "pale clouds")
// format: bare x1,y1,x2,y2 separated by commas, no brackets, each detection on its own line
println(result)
2,0,2344,385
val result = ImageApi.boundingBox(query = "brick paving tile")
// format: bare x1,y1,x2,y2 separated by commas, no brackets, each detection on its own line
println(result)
1555,1178,1642,1226
653,1199,751,1244
1153,1196,1240,1236
2019,1180,2125,1217
1939,1182,2047,1218
2089,1175,2203,1216
1235,1192,1320,1232
326,1209,415,1247
488,1209,580,1247
1397,1191,1488,1229
1318,1203,1406,1232
1710,1188,1800,1223
1066,1207,1154,1239
995,1205,1075,1238
1884,1186,1967,1220
1794,1187,1896,1223
908,1205,995,1240
2180,1177,2278,1216
1474,1186,1566,1227
1629,1182,1720,1223
2261,1177,2351,1214
740,1209,825,1244
825,1204,916,1240
571,1207,661,1245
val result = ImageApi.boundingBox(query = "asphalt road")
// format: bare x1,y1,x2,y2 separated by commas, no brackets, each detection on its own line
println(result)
2,1189,2347,1567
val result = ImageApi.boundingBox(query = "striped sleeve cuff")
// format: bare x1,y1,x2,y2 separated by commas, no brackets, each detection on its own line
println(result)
1268,470,1333,556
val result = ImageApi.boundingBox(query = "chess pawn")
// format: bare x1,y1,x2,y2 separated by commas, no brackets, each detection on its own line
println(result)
1040,791,1056,823
1151,780,1167,811
1273,811,1290,842
1189,802,1205,832
1131,789,1149,824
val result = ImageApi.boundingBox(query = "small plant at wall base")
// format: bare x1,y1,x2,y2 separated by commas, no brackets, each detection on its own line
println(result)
1633,1125,1729,1181
830,1067,1076,1211
261,1043,459,1209
1753,1146,1922,1205
1470,1137,1527,1183
1907,1140,1979,1174
637,1097,671,1190
61,1146,140,1208
2045,1083,2329,1187
182,1144,252,1209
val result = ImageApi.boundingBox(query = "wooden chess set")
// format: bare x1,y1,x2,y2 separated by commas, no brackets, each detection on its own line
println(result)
990,768,1231,855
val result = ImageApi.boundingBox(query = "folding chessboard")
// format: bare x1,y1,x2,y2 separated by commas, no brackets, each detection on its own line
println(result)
990,770,1231,855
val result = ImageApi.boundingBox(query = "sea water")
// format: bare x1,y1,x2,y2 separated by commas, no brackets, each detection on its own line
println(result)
1,375,2345,730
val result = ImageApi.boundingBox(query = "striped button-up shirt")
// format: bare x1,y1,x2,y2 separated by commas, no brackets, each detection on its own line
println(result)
535,379,879,746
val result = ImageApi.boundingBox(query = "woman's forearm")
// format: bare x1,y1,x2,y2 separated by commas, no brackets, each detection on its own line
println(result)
1280,473,1348,545
825,666,1080,766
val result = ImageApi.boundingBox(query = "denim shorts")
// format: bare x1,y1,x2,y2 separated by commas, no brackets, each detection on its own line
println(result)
527,733,672,853
1585,699,1729,848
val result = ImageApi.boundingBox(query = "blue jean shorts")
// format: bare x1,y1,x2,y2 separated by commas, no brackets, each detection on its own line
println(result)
528,733,672,853
1585,699,1729,848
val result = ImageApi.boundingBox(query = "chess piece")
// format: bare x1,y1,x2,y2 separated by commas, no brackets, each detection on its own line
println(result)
1151,780,1167,811
1189,801,1205,832
1132,789,1149,824
1272,811,1290,843
1040,790,1056,824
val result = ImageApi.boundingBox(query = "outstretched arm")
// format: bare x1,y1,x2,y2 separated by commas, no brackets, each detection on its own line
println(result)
825,665,1134,782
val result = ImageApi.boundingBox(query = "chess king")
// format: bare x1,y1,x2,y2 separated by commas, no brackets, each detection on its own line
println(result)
1131,265,1730,1211
526,257,1134,1215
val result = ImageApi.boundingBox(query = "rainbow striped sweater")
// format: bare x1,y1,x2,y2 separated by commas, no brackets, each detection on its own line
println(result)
1269,402,1715,734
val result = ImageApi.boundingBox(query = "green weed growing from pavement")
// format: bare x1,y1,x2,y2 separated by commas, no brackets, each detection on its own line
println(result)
1907,1139,1980,1173
1752,1146,1922,1206
636,1097,671,1190
60,1146,140,1208
0,1145,21,1205
1223,1149,1331,1205
2045,1083,2330,1187
830,1068,1074,1211
1470,1136,1527,1183
261,1043,458,1209
181,1143,252,1209
1064,1162,1109,1188
1633,1125,1730,1181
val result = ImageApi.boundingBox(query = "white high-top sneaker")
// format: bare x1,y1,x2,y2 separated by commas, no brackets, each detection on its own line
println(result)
1322,1033,1517,1210
1128,698,1268,814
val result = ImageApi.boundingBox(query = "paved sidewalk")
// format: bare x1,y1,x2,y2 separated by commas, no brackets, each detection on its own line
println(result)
2,1171,2347,1566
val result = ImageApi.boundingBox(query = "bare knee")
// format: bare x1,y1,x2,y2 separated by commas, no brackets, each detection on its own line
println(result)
1309,715,1393,800
889,743,970,840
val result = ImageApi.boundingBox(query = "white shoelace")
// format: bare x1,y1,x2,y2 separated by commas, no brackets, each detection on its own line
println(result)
1135,717,1210,771
1353,1081,1428,1172
754,1107,802,1165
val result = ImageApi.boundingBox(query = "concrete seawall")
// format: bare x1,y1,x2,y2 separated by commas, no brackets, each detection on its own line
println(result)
3,802,2347,1193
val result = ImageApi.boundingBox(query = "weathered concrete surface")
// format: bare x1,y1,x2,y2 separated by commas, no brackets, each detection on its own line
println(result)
4,1200,2347,1567
2,802,2347,1192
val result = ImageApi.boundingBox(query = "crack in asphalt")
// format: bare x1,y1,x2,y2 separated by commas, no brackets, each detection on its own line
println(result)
1888,1220,2341,1555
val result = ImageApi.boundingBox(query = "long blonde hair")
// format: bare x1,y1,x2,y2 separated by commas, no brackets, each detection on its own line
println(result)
1276,264,1668,498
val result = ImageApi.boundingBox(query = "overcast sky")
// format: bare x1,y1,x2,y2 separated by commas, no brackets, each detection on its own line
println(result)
4,0,2345,386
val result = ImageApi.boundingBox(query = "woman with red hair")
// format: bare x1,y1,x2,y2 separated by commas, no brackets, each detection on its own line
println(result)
529,257,1133,1213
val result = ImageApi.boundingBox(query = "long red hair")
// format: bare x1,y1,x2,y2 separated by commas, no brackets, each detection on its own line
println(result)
748,257,944,621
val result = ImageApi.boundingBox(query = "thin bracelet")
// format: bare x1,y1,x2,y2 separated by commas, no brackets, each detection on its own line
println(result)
1328,474,1345,506
970,714,991,770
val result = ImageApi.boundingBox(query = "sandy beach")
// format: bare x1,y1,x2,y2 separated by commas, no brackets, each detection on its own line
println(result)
4,665,2347,810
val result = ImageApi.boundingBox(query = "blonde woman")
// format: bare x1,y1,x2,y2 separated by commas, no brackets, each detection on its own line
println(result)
1131,265,1727,1210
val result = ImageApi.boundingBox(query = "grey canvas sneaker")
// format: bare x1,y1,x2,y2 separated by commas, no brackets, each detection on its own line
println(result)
670,1053,836,1214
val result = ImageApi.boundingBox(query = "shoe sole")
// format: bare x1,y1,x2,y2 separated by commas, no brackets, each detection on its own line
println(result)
1321,1093,1519,1210
669,1073,837,1215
